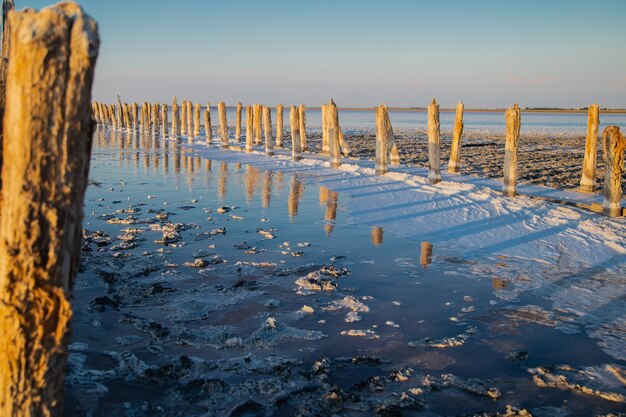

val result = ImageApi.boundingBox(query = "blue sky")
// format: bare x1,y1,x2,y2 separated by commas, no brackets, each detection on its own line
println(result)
16,0,626,108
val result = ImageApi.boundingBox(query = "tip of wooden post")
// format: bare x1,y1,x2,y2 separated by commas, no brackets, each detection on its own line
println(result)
431,98,436,105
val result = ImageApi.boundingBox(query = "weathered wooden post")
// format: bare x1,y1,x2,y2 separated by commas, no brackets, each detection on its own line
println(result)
181,99,187,136
161,103,168,136
254,104,262,145
194,102,201,138
245,105,253,152
503,104,521,197
375,104,393,175
321,104,328,154
235,101,242,142
328,99,341,168
290,105,301,161
218,101,228,148
122,103,130,128
276,104,284,148
204,101,212,141
186,101,193,140
0,4,99,416
116,96,122,128
601,126,625,217
448,101,465,173
427,99,441,184
580,104,600,193
132,102,138,129
263,106,274,156
152,103,159,133
299,104,307,152
171,96,180,137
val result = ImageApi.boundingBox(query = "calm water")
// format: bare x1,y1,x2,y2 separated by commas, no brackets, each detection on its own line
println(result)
66,126,625,416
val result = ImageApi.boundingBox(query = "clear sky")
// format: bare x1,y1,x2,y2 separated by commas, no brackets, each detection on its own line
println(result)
14,0,626,108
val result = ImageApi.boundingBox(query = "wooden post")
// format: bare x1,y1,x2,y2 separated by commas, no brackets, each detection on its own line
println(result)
276,104,284,148
181,100,187,136
427,99,441,184
328,99,341,168
132,102,138,129
299,104,307,152
116,95,123,128
0,4,98,416
263,106,274,156
448,101,464,173
171,96,179,137
503,104,521,197
194,102,201,138
161,103,168,136
290,105,301,161
0,0,14,181
204,102,212,142
321,104,328,154
235,102,242,142
375,104,393,175
218,101,228,148
186,101,193,140
152,103,159,132
601,126,625,217
254,104,262,145
245,105,253,152
580,104,600,193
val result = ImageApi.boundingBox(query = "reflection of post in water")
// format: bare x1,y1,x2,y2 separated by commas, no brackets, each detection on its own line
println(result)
288,175,305,219
187,156,195,174
218,161,228,200
195,156,201,170
163,149,169,174
235,162,242,171
371,226,384,246
420,241,433,269
205,159,212,172
262,171,273,208
321,186,338,235
244,165,259,202
173,141,181,174
274,171,284,194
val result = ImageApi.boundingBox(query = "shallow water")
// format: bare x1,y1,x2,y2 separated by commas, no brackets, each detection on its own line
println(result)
65,126,626,416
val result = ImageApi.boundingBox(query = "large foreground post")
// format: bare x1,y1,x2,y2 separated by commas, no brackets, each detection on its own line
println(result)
263,106,274,156
290,105,301,161
503,104,521,197
375,104,391,175
0,3,99,416
218,101,228,148
580,104,600,193
427,99,441,184
448,101,464,173
602,126,625,217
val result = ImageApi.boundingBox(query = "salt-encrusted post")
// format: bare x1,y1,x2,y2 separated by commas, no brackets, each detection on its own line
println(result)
321,104,328,154
204,102,212,141
116,96,122,128
601,126,625,217
503,104,521,197
276,103,284,148
427,99,441,184
171,96,180,137
254,104,262,145
194,103,201,138
186,101,193,140
245,105,253,152
161,103,168,136
152,103,160,132
235,102,242,142
328,99,341,168
131,102,137,129
263,106,274,156
181,100,187,136
580,104,600,193
0,4,99,416
290,105,301,161
218,101,228,148
448,101,465,173
375,104,391,175
299,104,307,152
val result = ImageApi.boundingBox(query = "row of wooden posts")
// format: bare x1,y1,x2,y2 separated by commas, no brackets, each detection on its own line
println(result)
93,98,625,217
